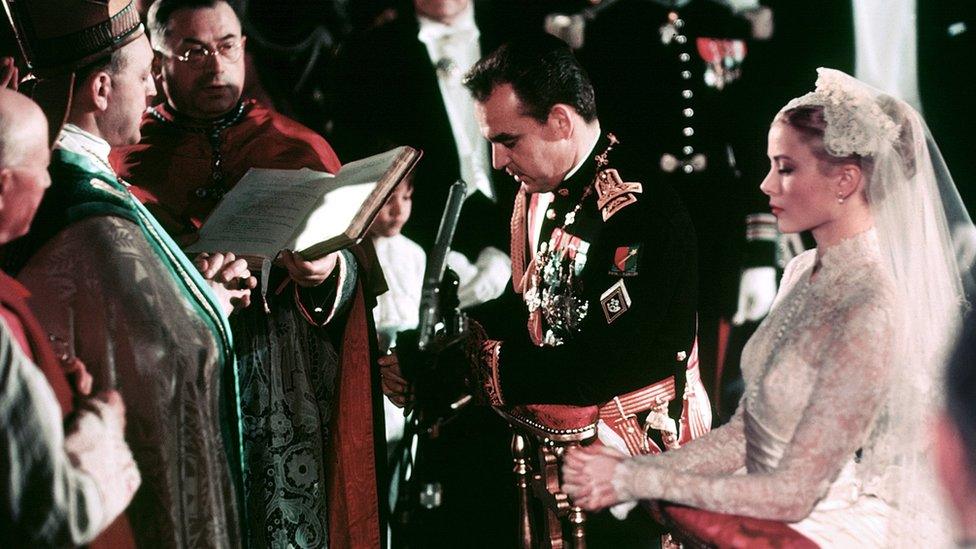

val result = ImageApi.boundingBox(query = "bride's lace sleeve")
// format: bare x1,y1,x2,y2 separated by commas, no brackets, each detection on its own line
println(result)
613,296,894,522
625,253,815,477
630,405,747,475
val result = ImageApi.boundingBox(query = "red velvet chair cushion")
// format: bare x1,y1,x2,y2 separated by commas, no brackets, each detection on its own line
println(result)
650,502,819,549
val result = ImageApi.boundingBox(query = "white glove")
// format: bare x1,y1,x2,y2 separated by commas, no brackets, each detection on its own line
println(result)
449,247,512,309
446,250,479,283
717,0,760,12
63,391,141,532
743,6,773,40
732,266,777,325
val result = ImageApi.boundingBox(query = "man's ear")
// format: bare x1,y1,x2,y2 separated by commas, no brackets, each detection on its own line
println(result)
151,51,163,81
89,71,113,113
547,104,575,139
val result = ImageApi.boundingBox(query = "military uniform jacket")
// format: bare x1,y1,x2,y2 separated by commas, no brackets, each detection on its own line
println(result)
485,135,698,406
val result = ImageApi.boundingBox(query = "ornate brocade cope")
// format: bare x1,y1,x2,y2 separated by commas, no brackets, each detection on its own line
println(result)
111,105,378,549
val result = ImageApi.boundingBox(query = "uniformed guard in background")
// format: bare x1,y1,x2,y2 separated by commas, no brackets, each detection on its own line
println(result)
570,0,779,409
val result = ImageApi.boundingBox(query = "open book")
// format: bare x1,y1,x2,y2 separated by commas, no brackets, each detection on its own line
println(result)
186,146,422,263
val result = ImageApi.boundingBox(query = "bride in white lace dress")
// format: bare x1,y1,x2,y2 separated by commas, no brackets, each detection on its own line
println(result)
562,69,972,546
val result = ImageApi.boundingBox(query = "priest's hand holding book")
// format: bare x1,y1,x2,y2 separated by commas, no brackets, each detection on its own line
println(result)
277,249,340,288
184,146,422,278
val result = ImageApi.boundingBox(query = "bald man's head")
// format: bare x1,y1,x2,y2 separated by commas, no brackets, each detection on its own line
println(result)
0,89,48,168
0,89,51,243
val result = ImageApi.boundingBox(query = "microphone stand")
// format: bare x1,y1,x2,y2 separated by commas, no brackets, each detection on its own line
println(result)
391,181,471,547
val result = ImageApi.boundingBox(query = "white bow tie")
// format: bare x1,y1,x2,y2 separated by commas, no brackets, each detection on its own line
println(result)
417,19,479,45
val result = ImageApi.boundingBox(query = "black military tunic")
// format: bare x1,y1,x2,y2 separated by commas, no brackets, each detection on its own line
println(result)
485,134,698,408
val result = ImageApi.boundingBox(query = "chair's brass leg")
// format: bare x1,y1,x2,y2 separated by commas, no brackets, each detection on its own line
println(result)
568,505,586,549
512,432,534,549
540,443,565,549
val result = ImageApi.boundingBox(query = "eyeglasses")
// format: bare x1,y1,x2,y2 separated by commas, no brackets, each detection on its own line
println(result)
171,39,245,67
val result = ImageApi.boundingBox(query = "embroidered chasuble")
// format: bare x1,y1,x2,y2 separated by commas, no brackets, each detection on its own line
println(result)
4,146,241,548
112,100,383,549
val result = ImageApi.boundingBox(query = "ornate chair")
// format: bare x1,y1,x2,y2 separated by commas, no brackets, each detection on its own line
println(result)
494,404,599,549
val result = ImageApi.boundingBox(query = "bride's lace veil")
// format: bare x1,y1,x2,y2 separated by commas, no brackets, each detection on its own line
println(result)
782,69,972,545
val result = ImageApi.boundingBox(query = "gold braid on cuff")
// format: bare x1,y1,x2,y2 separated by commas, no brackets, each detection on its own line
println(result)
478,339,504,406
465,320,504,406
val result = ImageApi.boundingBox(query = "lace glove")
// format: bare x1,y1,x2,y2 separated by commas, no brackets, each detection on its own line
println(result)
732,266,777,325
450,247,512,309
612,458,665,504
63,391,141,532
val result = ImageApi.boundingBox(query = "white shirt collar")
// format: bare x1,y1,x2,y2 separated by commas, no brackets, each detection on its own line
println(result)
57,124,114,173
417,2,479,44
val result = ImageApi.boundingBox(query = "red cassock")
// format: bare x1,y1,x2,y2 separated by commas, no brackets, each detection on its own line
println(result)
111,100,381,549
0,272,135,548
111,99,341,238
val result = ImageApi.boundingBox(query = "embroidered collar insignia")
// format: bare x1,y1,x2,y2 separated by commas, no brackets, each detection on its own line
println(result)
595,168,643,221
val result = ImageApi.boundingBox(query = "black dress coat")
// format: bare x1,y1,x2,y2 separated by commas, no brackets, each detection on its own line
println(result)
578,0,764,319
330,1,518,260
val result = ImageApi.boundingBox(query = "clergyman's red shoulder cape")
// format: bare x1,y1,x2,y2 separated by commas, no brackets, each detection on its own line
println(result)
110,100,341,239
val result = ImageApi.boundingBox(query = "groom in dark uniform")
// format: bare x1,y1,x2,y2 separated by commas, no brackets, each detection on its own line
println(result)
462,34,709,546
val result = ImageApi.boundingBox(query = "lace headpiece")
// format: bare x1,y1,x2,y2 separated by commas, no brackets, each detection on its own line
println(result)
780,68,901,158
